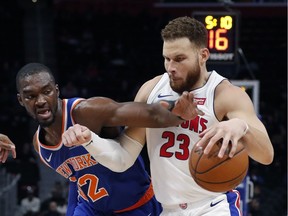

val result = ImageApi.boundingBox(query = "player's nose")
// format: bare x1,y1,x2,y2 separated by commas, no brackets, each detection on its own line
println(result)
35,94,47,106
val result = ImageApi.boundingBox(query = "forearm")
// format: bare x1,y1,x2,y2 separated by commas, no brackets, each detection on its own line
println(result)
241,125,274,165
148,102,185,126
82,132,143,172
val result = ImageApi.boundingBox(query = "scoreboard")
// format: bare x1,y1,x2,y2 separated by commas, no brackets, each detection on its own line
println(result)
193,12,239,64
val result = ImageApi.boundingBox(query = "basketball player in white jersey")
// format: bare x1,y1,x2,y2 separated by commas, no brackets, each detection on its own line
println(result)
63,16,274,216
0,133,16,163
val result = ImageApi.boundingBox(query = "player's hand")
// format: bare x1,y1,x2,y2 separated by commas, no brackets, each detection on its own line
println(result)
160,91,204,120
62,124,92,147
0,134,16,163
196,118,248,158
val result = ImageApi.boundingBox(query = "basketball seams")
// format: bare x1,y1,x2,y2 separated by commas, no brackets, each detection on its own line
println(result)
194,147,246,174
196,166,248,184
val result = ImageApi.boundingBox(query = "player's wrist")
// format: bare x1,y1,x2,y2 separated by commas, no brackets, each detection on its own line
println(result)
165,100,175,111
82,131,96,148
243,121,249,136
165,100,185,120
239,119,249,136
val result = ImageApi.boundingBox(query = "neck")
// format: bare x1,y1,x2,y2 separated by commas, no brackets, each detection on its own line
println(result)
41,99,63,146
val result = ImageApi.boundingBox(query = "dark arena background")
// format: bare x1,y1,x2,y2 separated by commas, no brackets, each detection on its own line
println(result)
0,0,286,215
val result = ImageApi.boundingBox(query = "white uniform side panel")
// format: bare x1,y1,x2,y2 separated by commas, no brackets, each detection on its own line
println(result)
146,71,227,205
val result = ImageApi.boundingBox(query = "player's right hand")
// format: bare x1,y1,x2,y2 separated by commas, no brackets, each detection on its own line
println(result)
0,133,16,163
62,124,92,147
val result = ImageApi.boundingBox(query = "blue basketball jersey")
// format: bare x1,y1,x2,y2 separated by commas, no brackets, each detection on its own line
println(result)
36,98,162,215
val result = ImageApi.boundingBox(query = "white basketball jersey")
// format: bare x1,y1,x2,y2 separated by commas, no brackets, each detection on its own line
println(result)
146,71,227,205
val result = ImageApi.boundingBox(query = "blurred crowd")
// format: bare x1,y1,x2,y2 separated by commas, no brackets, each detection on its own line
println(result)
0,1,286,215
19,181,68,216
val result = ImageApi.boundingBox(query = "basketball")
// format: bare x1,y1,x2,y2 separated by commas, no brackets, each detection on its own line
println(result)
189,140,249,192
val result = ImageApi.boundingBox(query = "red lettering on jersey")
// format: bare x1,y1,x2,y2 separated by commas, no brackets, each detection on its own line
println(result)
194,98,206,105
180,120,190,129
188,116,200,132
199,117,208,133
180,116,208,133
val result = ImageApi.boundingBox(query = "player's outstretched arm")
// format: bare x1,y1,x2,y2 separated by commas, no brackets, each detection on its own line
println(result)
0,133,16,163
74,91,203,131
62,124,142,172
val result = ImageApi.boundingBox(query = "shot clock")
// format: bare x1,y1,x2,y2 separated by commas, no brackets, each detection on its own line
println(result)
193,12,239,64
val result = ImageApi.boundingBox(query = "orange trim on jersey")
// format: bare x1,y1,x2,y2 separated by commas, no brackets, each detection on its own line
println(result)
36,127,63,150
61,99,67,136
68,98,85,125
113,182,154,213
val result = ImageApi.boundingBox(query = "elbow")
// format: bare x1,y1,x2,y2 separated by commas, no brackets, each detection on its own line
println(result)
109,161,132,173
109,154,134,172
110,167,127,173
262,150,274,165
249,147,274,165
257,149,274,165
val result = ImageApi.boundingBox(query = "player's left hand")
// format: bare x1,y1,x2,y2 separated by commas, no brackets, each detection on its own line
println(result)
62,124,92,147
0,134,16,163
160,91,204,120
196,118,248,158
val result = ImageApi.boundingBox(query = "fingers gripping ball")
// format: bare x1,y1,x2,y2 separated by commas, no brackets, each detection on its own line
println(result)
189,141,249,192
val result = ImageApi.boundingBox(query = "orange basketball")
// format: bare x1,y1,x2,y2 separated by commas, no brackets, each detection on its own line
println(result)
189,140,249,192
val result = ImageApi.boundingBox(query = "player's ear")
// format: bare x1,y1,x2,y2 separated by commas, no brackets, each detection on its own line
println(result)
55,84,60,97
199,48,210,65
17,93,24,106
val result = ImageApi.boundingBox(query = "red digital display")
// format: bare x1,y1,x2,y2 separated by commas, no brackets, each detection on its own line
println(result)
193,12,239,64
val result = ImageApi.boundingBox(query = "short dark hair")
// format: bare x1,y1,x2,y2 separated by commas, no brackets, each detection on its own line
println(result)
161,16,208,48
16,63,55,91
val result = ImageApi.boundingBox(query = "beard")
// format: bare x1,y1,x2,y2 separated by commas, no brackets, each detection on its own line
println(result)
169,61,201,94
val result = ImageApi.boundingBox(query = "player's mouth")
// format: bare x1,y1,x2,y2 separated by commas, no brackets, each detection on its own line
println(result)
169,74,181,82
36,109,51,120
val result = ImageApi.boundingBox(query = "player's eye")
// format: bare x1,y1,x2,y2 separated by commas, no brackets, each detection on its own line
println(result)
25,95,35,100
44,90,51,95
175,57,184,62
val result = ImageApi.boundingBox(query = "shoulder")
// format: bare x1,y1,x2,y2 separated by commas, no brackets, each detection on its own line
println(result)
215,80,251,101
214,80,255,120
72,97,122,130
73,97,117,114
135,75,163,102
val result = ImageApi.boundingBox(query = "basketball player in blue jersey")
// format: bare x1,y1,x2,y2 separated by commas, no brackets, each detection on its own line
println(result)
63,17,274,216
0,133,16,163
16,63,202,216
